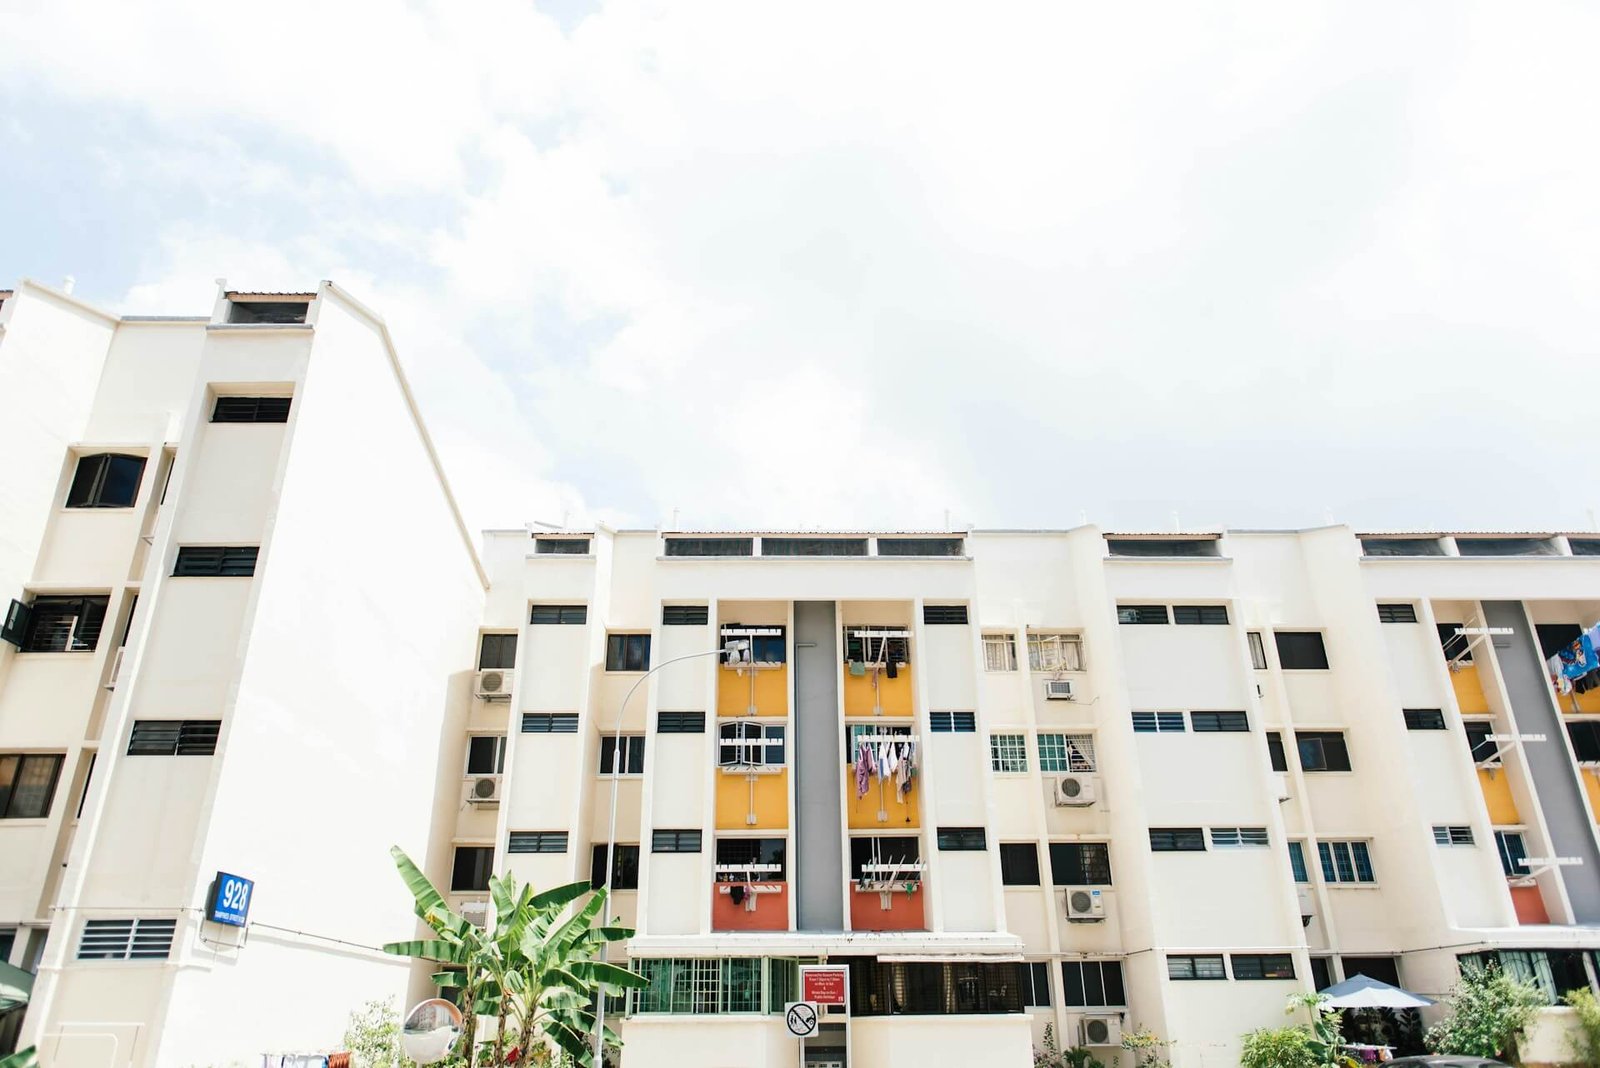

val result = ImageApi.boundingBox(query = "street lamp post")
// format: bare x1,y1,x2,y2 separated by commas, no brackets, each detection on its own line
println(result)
592,639,748,1067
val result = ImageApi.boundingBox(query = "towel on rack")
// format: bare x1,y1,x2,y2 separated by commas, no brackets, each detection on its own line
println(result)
849,660,867,677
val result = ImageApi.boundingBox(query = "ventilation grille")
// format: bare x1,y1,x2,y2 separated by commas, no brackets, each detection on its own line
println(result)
77,918,177,960
127,720,221,756
211,396,291,423
521,713,579,734
173,546,259,577
662,605,710,626
507,832,568,853
922,605,969,625
657,711,706,733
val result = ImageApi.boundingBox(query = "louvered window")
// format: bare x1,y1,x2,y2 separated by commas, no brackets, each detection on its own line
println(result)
1377,603,1418,623
19,596,109,652
1231,954,1295,980
936,827,987,851
663,605,709,626
127,720,220,756
65,454,146,508
534,537,589,554
929,711,976,733
172,547,258,577
507,831,568,854
529,605,587,624
211,395,291,423
521,713,578,733
657,712,705,733
762,537,867,556
1210,827,1269,848
663,538,753,557
922,605,969,625
1432,826,1474,846
1148,829,1205,852
1167,955,1226,980
651,830,701,853
1190,711,1249,732
77,918,177,960
1117,605,1169,625
1132,712,1186,733
879,538,964,557
1172,605,1229,625
1404,709,1446,731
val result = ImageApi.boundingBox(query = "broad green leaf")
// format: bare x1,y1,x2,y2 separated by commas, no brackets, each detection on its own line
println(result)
530,879,594,912
390,846,447,921
570,960,648,989
382,939,466,962
0,1048,38,1068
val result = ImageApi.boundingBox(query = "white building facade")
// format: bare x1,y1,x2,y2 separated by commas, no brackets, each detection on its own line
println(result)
3,278,1600,1067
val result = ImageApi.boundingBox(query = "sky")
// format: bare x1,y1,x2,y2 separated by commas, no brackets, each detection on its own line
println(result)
2,2,1597,537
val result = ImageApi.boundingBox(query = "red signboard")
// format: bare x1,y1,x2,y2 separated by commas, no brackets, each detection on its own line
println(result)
800,966,849,1006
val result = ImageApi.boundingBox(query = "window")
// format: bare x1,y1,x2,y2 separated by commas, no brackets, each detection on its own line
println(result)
1404,709,1447,731
597,735,646,776
1288,841,1309,882
763,537,868,556
657,711,705,733
983,633,1018,672
211,395,291,423
1296,731,1352,772
1020,962,1051,1007
1572,539,1600,557
1310,958,1334,991
663,537,753,557
1211,827,1269,848
606,634,651,672
1464,721,1499,763
0,754,64,819
65,453,146,509
850,836,920,879
1456,537,1559,557
722,624,786,663
880,538,964,557
19,595,109,652
590,844,641,890
226,298,309,324
1061,960,1126,1007
1267,732,1288,772
1457,950,1590,1004
1191,711,1249,732
77,752,96,820
715,838,787,880
929,711,976,733
652,830,702,853
1438,623,1473,663
1117,605,1169,625
534,537,589,554
1167,955,1227,980
1275,632,1329,669
633,957,765,1014
1173,605,1229,625
1132,712,1186,734
451,846,494,892
1568,721,1600,764
507,832,568,854
662,605,709,626
846,723,910,762
1000,843,1041,885
923,605,969,625
529,604,587,625
1495,831,1530,877
172,546,258,577
77,918,177,961
1050,842,1112,885
843,627,909,664
1317,841,1376,884
1149,829,1206,852
848,958,1025,1016
718,722,785,768
1377,604,1419,624
1106,538,1219,558
521,713,578,733
126,721,220,757
1360,536,1444,557
1231,955,1295,980
1433,826,1474,846
1039,733,1095,773
989,733,1027,773
1248,631,1268,670
1027,633,1084,672
478,633,517,670
937,827,988,851
466,736,506,775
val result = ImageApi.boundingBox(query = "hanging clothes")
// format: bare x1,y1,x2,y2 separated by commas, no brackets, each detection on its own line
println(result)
849,660,867,677
885,659,899,679
855,743,876,798
1558,632,1599,682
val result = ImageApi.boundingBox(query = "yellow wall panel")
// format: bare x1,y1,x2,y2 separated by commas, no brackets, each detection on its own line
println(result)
717,666,789,717
1561,688,1600,715
843,668,914,717
715,769,789,829
1478,768,1521,825
846,775,920,829
1582,769,1600,823
1451,665,1490,715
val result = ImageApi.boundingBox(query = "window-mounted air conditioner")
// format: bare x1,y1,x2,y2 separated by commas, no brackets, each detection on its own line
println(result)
1054,774,1097,807
1066,888,1105,922
105,647,125,691
1045,679,1076,701
1079,1014,1122,1047
467,775,502,804
459,899,491,928
1297,887,1315,926
475,669,514,700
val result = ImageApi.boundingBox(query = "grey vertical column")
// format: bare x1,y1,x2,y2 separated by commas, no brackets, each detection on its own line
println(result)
794,600,845,930
1482,600,1600,921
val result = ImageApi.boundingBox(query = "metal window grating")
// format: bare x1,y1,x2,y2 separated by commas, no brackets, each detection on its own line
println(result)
521,713,578,733
657,711,705,733
1377,603,1419,623
507,831,568,854
172,546,258,577
1132,712,1186,733
1149,828,1206,852
1190,711,1249,732
989,733,1028,773
651,830,702,853
922,605,969,625
1404,709,1447,731
936,827,987,851
211,396,291,423
662,605,709,626
1172,605,1229,625
77,918,177,960
1433,825,1475,846
529,605,587,625
929,711,976,733
1167,955,1226,980
1117,605,1169,625
127,720,220,756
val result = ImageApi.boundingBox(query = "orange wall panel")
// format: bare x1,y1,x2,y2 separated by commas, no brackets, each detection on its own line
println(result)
1478,768,1521,824
1582,768,1600,823
850,882,927,931
843,667,913,717
717,665,789,717
1510,885,1550,925
713,882,789,931
715,769,789,830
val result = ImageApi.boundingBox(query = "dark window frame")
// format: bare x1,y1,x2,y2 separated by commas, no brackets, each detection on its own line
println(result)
599,735,647,775
936,827,988,851
210,395,292,423
65,453,146,509
651,829,702,853
1167,955,1227,980
1172,605,1229,625
1274,631,1330,670
923,605,970,625
605,633,652,672
0,753,65,819
126,720,221,757
1000,843,1041,885
529,604,587,625
1049,842,1112,886
880,538,965,557
662,605,710,626
507,831,569,854
1403,709,1447,731
1149,828,1206,852
534,538,589,555
929,711,976,733
663,537,753,557
18,595,109,653
451,846,495,892
478,633,518,670
1377,603,1419,624
1231,954,1296,980
1296,731,1352,772
1060,960,1127,1007
1117,605,1170,625
1190,711,1249,732
657,711,706,733
521,713,579,733
172,546,259,577
591,843,642,890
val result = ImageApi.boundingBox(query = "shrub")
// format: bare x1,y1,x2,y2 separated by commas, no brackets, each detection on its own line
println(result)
1240,1026,1318,1068
1425,963,1544,1060
1565,986,1600,1068
342,999,408,1068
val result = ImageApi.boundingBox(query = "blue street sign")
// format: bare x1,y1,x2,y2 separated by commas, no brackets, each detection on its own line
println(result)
208,872,254,927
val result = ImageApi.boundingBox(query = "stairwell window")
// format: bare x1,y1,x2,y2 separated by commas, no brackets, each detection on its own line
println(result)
662,605,710,626
529,604,587,625
0,754,64,819
1027,633,1084,672
65,453,146,508
172,546,258,577
1274,632,1330,670
989,733,1028,773
923,605,969,625
1132,712,1186,734
126,720,220,757
651,830,702,853
1296,731,1352,772
1050,842,1112,885
1377,604,1419,624
1038,733,1095,773
1190,711,1249,732
599,735,646,776
1167,955,1226,980
929,711,976,733
1317,841,1375,884
983,633,1017,672
1210,827,1269,848
521,713,578,733
1404,709,1447,731
534,537,589,554
1117,605,1169,625
936,827,988,851
1173,605,1229,625
15,595,109,652
657,711,706,734
605,633,651,672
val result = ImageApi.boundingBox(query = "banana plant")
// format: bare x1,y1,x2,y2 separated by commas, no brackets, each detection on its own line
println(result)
0,1048,38,1068
382,846,644,1068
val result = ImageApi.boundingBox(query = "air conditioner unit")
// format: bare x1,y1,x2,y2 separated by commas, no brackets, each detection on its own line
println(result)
1054,774,1098,807
467,775,502,804
1079,1014,1122,1046
1274,772,1292,802
1297,887,1315,926
105,648,125,691
475,669,514,700
1066,888,1105,922
459,899,491,928
1045,679,1076,701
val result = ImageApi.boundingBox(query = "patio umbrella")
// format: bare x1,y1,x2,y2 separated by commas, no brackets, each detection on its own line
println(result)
1318,973,1435,1009
0,959,34,1013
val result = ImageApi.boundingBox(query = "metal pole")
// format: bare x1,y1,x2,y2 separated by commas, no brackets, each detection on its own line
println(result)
594,643,745,1067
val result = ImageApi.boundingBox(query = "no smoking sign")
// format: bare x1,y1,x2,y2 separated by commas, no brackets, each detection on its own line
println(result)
785,1001,819,1037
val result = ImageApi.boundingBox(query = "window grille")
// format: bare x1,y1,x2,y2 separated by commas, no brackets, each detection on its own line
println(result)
507,832,568,853
77,918,176,960
1027,633,1084,672
1210,827,1269,848
989,733,1027,773
1132,712,1186,733
521,713,578,733
1038,733,1095,772
983,634,1017,672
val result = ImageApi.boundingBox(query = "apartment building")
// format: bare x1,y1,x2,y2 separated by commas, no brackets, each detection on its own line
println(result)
5,277,1600,1068
0,280,485,1066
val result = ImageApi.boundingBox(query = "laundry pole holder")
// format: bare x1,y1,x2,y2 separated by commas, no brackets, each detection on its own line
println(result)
855,861,926,910
715,863,783,911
